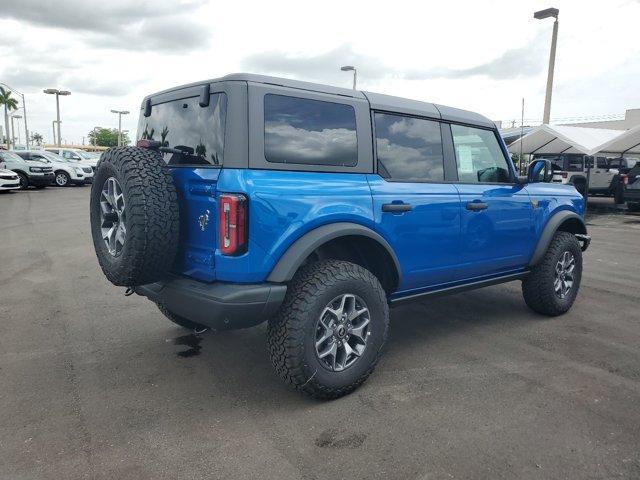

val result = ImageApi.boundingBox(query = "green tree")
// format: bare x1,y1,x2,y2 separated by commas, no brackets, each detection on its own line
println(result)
88,127,130,147
30,132,43,145
0,87,18,148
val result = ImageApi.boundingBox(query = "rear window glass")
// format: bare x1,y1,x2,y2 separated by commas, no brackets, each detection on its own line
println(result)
374,113,444,181
137,93,226,166
264,94,357,166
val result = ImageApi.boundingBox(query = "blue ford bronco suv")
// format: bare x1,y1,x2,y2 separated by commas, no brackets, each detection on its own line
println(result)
90,74,590,399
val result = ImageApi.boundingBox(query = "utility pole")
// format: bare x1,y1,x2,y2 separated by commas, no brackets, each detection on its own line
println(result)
534,8,560,124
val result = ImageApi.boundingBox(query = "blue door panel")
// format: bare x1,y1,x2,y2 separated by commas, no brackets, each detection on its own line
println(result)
454,184,533,280
367,175,461,291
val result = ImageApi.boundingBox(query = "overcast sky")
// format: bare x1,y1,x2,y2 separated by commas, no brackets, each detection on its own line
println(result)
1,0,638,145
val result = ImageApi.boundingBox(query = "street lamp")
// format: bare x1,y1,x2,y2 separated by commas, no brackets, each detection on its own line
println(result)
11,114,22,146
111,110,130,146
1,82,29,148
534,7,559,124
44,88,71,146
340,65,357,90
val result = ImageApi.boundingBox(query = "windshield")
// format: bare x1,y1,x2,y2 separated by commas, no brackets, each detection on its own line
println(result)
40,152,68,162
73,150,92,160
0,151,24,162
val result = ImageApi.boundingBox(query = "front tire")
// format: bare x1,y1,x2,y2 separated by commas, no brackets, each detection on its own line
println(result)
522,231,583,316
55,171,71,187
267,260,389,399
17,172,28,190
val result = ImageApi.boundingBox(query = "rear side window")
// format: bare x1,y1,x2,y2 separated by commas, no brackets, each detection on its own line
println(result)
264,94,357,166
374,113,444,181
137,93,227,166
451,125,511,183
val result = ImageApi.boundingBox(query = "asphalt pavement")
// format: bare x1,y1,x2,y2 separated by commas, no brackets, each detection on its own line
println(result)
1,186,639,479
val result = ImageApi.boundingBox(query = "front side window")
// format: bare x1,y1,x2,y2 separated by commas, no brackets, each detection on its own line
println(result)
264,94,357,166
137,93,227,166
374,113,444,181
451,125,511,183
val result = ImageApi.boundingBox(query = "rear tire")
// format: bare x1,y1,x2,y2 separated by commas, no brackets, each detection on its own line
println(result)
267,260,389,399
156,303,208,331
522,231,583,316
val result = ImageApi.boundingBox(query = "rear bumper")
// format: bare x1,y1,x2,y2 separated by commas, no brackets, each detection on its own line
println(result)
135,276,287,331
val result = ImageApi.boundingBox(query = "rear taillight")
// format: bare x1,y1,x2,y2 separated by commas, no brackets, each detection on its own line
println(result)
219,194,247,255
621,174,628,185
562,172,568,179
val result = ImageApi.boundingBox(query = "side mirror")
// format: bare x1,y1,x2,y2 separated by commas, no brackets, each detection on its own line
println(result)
527,159,553,183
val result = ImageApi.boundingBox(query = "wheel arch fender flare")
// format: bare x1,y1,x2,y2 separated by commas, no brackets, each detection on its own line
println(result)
529,211,587,267
266,222,402,284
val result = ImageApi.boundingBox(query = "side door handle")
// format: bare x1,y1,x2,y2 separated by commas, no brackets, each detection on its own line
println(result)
466,201,488,211
382,202,413,213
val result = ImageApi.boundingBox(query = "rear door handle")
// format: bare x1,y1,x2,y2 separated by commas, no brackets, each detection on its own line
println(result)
382,202,412,213
466,201,488,211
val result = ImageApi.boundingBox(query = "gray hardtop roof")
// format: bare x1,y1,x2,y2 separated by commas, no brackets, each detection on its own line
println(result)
143,73,494,129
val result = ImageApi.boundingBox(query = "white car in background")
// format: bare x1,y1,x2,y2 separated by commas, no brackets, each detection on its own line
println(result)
13,150,93,187
0,167,21,192
45,148,99,170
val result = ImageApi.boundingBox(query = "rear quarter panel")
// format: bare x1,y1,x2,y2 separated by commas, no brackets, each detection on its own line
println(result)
215,169,374,282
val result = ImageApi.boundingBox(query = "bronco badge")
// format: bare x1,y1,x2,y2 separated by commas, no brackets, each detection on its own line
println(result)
198,210,210,231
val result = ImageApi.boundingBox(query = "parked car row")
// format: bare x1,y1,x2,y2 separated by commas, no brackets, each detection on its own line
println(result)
0,148,101,191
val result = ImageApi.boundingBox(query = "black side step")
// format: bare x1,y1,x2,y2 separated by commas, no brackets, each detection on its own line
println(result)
390,271,529,307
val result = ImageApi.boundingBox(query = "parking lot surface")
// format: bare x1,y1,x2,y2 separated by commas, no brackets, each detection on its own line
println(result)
1,187,639,480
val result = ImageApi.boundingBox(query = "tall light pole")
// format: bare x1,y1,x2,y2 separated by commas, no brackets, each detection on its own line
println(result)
44,89,71,146
0,82,29,148
340,65,357,90
111,110,130,146
534,7,559,125
11,114,22,146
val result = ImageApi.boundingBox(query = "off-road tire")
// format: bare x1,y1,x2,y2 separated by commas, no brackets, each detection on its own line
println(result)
156,303,207,331
522,231,582,316
17,172,28,189
90,147,179,286
267,260,389,399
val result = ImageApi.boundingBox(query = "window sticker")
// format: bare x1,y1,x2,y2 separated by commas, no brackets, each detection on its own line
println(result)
457,145,474,173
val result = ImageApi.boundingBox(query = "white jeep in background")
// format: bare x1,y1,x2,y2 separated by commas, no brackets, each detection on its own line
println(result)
534,153,629,196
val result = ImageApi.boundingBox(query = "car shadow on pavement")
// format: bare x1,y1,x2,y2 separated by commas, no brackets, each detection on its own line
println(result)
158,283,537,408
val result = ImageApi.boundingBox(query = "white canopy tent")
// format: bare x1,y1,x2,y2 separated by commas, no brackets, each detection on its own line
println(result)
508,124,622,156
587,124,640,157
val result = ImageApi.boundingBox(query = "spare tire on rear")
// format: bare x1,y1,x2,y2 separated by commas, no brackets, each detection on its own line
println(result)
90,147,179,286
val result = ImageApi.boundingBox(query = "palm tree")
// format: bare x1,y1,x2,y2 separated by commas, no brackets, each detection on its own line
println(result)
31,132,43,145
0,87,18,149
